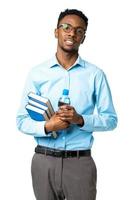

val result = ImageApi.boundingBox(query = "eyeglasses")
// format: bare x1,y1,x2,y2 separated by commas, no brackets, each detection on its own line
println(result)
58,23,86,36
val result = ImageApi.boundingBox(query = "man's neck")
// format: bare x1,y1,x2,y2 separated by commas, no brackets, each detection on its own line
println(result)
56,50,78,70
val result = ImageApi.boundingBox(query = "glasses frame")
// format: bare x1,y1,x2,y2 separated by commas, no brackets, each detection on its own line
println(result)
58,23,86,37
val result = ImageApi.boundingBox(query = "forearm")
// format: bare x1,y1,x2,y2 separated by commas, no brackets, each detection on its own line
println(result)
75,114,84,127
80,113,118,132
16,115,50,137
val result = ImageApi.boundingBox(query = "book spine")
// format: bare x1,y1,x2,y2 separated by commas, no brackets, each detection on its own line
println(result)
42,111,49,121
45,101,55,116
28,99,52,118
27,92,57,138
28,96,54,116
45,109,52,118
26,104,49,122
28,99,47,110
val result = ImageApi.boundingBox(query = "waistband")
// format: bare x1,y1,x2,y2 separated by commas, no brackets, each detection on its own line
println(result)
35,145,91,158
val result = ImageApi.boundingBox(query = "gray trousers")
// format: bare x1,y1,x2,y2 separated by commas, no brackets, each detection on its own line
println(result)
31,153,97,200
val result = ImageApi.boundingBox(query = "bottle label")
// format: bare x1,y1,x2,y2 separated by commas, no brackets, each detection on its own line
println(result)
58,101,69,107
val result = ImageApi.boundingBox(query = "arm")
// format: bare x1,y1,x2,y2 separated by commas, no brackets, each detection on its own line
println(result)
16,69,50,137
57,70,118,132
80,70,118,132
16,69,69,137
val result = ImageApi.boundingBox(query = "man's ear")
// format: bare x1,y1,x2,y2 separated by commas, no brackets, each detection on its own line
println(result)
80,35,86,44
54,28,58,39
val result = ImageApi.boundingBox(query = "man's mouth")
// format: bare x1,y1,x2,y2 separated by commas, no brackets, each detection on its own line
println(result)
65,39,75,45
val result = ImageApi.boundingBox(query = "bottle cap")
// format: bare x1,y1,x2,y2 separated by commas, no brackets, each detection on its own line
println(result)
62,89,69,95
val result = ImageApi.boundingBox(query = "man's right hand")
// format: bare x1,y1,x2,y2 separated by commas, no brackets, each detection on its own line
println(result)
45,112,70,132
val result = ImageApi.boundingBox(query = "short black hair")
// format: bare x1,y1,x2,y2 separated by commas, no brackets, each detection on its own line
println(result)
57,9,88,28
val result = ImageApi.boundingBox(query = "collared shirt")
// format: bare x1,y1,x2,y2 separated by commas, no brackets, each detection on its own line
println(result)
16,55,117,150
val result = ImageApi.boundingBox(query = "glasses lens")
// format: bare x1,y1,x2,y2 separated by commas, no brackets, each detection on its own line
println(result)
62,24,71,32
76,28,85,36
58,23,85,36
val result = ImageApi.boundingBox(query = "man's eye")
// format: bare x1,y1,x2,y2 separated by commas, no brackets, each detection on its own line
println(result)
77,29,84,35
63,24,70,30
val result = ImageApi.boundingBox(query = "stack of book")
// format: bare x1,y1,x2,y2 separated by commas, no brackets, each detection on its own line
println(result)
25,92,57,138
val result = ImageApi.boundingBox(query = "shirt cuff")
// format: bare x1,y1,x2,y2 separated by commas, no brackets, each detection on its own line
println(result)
33,121,52,137
79,114,93,132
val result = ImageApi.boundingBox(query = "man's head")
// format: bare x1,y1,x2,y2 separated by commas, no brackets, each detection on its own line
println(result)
55,9,88,54
57,9,88,28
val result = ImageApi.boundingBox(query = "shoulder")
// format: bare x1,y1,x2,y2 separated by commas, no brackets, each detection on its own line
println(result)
33,58,53,72
82,58,105,76
28,57,54,75
26,57,55,82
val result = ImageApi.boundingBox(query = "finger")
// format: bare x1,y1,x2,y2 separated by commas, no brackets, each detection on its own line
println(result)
60,116,72,121
58,112,73,118
60,105,73,110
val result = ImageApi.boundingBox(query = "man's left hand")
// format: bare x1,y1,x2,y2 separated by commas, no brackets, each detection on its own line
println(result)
57,105,84,126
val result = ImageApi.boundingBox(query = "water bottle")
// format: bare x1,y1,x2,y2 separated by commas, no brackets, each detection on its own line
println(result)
58,89,71,106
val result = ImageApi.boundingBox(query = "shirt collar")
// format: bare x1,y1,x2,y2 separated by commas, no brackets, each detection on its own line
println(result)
49,54,85,69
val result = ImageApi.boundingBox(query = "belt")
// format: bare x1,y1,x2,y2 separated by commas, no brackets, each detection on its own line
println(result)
35,145,91,158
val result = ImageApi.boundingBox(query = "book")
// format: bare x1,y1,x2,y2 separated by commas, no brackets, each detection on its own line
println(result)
26,93,57,138
25,104,49,121
27,92,55,116
28,99,51,118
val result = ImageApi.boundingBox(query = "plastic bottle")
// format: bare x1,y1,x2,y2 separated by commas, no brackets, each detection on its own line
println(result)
58,89,71,106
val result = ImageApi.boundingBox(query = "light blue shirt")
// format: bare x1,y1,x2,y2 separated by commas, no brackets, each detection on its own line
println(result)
16,55,117,150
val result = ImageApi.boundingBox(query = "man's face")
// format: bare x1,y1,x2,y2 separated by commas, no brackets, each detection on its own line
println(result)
55,15,87,53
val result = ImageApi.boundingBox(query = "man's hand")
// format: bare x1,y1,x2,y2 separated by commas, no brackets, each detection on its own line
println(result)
45,112,70,132
57,105,84,126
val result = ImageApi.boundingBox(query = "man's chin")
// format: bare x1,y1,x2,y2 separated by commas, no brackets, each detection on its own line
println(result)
62,46,78,53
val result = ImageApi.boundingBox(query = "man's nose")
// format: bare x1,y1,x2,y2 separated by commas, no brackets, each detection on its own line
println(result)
68,28,76,36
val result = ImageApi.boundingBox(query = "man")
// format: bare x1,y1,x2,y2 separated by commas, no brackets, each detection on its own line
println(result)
16,9,118,200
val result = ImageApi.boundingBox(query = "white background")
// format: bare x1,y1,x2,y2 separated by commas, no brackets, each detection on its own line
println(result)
0,0,133,199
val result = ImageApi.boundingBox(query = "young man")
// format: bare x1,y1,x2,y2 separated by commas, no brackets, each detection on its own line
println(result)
16,9,117,200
